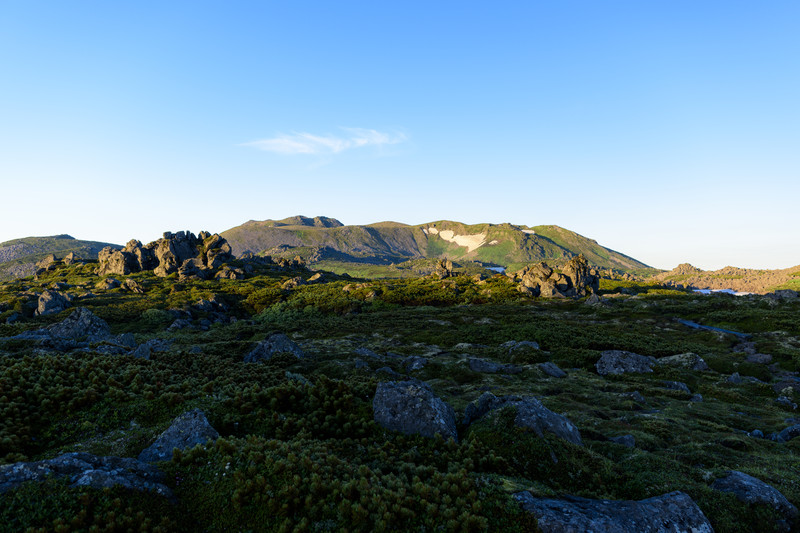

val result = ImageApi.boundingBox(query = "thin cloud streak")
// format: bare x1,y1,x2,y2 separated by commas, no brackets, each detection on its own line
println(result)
244,128,406,155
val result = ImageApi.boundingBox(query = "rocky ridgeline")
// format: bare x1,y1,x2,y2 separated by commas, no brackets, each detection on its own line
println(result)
508,255,600,297
97,231,235,281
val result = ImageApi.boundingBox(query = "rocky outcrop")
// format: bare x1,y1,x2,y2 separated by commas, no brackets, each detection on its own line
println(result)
509,255,599,298
97,231,234,280
35,290,70,316
712,471,798,532
138,409,219,463
513,490,713,533
373,381,458,441
244,334,306,362
596,350,655,376
433,259,454,279
0,452,172,499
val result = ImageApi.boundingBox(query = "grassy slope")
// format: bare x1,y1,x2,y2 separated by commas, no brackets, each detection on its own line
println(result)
0,235,119,281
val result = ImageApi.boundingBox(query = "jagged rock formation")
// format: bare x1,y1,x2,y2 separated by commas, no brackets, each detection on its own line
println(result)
513,490,713,532
97,231,233,280
138,409,219,463
35,289,70,316
0,452,172,499
508,255,600,298
373,380,458,441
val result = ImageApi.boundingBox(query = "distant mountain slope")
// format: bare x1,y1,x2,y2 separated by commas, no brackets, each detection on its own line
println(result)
651,263,800,294
221,217,651,271
0,235,119,280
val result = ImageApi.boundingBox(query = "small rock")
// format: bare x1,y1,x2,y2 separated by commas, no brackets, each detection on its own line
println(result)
244,333,306,362
596,350,655,376
167,319,193,331
403,356,427,372
656,352,710,371
468,358,522,374
501,340,540,353
138,409,219,463
624,391,647,404
776,396,798,410
373,380,458,441
712,471,798,532
609,434,636,447
538,362,566,378
662,381,691,394
727,372,743,384
750,429,764,438
690,394,703,402
746,353,773,365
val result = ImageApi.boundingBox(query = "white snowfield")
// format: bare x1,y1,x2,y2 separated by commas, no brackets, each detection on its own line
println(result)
422,227,487,252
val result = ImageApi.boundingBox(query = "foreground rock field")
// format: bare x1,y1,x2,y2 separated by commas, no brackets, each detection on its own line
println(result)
0,247,798,532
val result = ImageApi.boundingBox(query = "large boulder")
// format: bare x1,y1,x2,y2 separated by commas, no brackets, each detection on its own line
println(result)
596,350,656,376
561,255,600,296
373,380,457,441
138,409,219,463
712,471,798,532
513,490,713,533
35,290,70,316
0,452,172,499
45,307,111,340
97,246,139,276
244,334,306,362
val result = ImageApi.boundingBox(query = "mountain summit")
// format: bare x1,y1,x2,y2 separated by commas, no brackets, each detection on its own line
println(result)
221,217,649,271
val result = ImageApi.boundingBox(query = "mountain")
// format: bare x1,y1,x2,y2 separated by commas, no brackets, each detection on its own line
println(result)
0,235,119,281
221,216,650,272
651,263,800,294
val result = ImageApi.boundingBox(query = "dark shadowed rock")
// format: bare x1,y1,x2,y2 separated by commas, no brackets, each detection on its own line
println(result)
777,424,800,442
0,452,172,499
596,350,655,376
138,409,219,463
462,392,517,426
35,290,70,316
244,333,306,362
373,380,457,441
657,352,710,371
403,356,427,372
728,372,743,384
538,362,567,378
513,396,582,446
609,434,636,447
501,340,540,353
712,471,798,531
662,381,691,394
514,490,713,533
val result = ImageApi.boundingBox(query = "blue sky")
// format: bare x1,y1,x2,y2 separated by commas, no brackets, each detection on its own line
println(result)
1,2,798,270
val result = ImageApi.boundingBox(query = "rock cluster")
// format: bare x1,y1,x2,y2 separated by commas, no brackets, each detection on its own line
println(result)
0,452,172,499
97,231,233,280
509,255,599,298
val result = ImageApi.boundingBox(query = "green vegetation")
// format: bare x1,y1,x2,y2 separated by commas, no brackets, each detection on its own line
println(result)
0,259,798,531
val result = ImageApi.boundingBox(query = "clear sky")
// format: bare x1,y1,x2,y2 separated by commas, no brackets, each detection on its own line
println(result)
1,1,798,270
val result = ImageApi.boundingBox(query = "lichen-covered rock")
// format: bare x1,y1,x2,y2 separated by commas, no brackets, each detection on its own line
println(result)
513,490,713,533
656,352,710,371
373,380,457,441
35,289,70,316
244,333,306,362
0,452,172,499
712,471,798,532
138,409,219,463
596,350,655,376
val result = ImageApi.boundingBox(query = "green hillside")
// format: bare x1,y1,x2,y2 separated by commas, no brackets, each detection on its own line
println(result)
221,217,651,273
0,235,119,281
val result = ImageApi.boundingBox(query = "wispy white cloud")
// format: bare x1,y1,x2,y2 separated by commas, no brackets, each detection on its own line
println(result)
244,127,406,155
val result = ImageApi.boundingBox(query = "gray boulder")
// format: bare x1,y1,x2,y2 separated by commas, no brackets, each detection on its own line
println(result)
35,290,70,316
656,352,710,371
138,409,219,463
42,307,110,340
244,333,306,362
538,362,567,378
596,350,655,376
712,471,798,532
777,424,800,443
373,380,457,441
513,396,582,446
0,452,172,499
468,358,522,374
513,490,713,533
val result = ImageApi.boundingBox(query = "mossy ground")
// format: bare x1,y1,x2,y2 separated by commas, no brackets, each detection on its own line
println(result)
0,262,798,531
